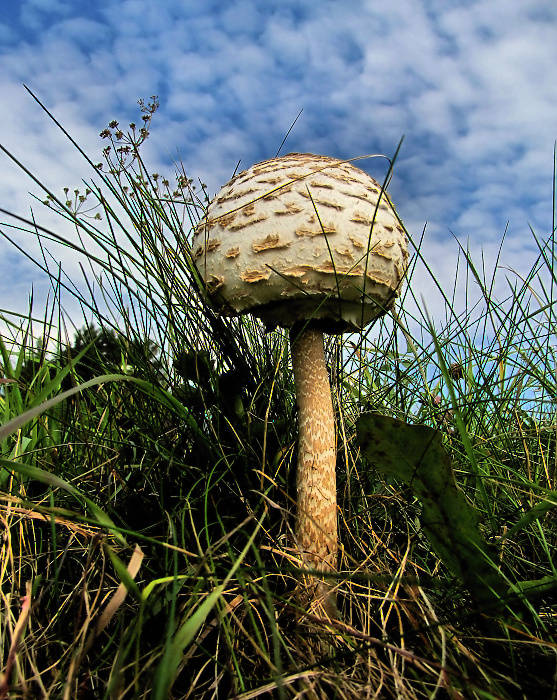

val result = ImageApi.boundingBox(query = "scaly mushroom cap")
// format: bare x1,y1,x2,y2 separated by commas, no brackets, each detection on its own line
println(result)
194,153,408,332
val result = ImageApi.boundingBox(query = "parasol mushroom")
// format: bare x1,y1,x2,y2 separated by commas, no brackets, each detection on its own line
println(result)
193,153,408,616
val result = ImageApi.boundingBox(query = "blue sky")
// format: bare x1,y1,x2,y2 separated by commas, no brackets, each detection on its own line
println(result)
1,0,557,329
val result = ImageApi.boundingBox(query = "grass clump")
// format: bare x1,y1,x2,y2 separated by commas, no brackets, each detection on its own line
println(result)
0,90,556,698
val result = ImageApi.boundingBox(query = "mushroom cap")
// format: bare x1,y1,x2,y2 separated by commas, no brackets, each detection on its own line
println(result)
194,153,408,332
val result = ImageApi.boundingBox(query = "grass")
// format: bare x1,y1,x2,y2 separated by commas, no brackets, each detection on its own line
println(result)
0,91,556,698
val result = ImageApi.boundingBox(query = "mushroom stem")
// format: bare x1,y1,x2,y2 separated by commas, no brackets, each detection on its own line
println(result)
290,324,337,616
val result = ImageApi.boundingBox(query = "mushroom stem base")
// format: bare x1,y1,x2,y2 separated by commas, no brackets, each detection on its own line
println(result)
290,324,337,617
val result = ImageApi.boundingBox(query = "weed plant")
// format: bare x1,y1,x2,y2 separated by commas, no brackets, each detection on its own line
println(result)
0,91,555,698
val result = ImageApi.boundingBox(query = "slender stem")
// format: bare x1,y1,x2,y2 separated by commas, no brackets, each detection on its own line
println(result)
290,325,337,614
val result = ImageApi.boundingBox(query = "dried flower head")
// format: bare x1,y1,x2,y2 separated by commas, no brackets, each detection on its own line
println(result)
448,362,464,380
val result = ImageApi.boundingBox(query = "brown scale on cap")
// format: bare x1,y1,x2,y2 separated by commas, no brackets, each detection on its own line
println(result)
195,153,409,619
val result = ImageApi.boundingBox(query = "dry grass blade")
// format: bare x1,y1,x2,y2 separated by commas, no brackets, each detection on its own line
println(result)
0,581,32,700
88,543,144,648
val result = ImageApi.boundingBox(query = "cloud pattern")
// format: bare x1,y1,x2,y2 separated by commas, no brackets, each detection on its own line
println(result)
1,0,556,323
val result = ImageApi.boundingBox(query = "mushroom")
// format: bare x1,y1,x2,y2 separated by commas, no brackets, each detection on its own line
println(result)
194,153,408,616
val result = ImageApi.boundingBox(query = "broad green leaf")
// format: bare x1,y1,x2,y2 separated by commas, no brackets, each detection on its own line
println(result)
357,412,507,610
511,575,557,601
